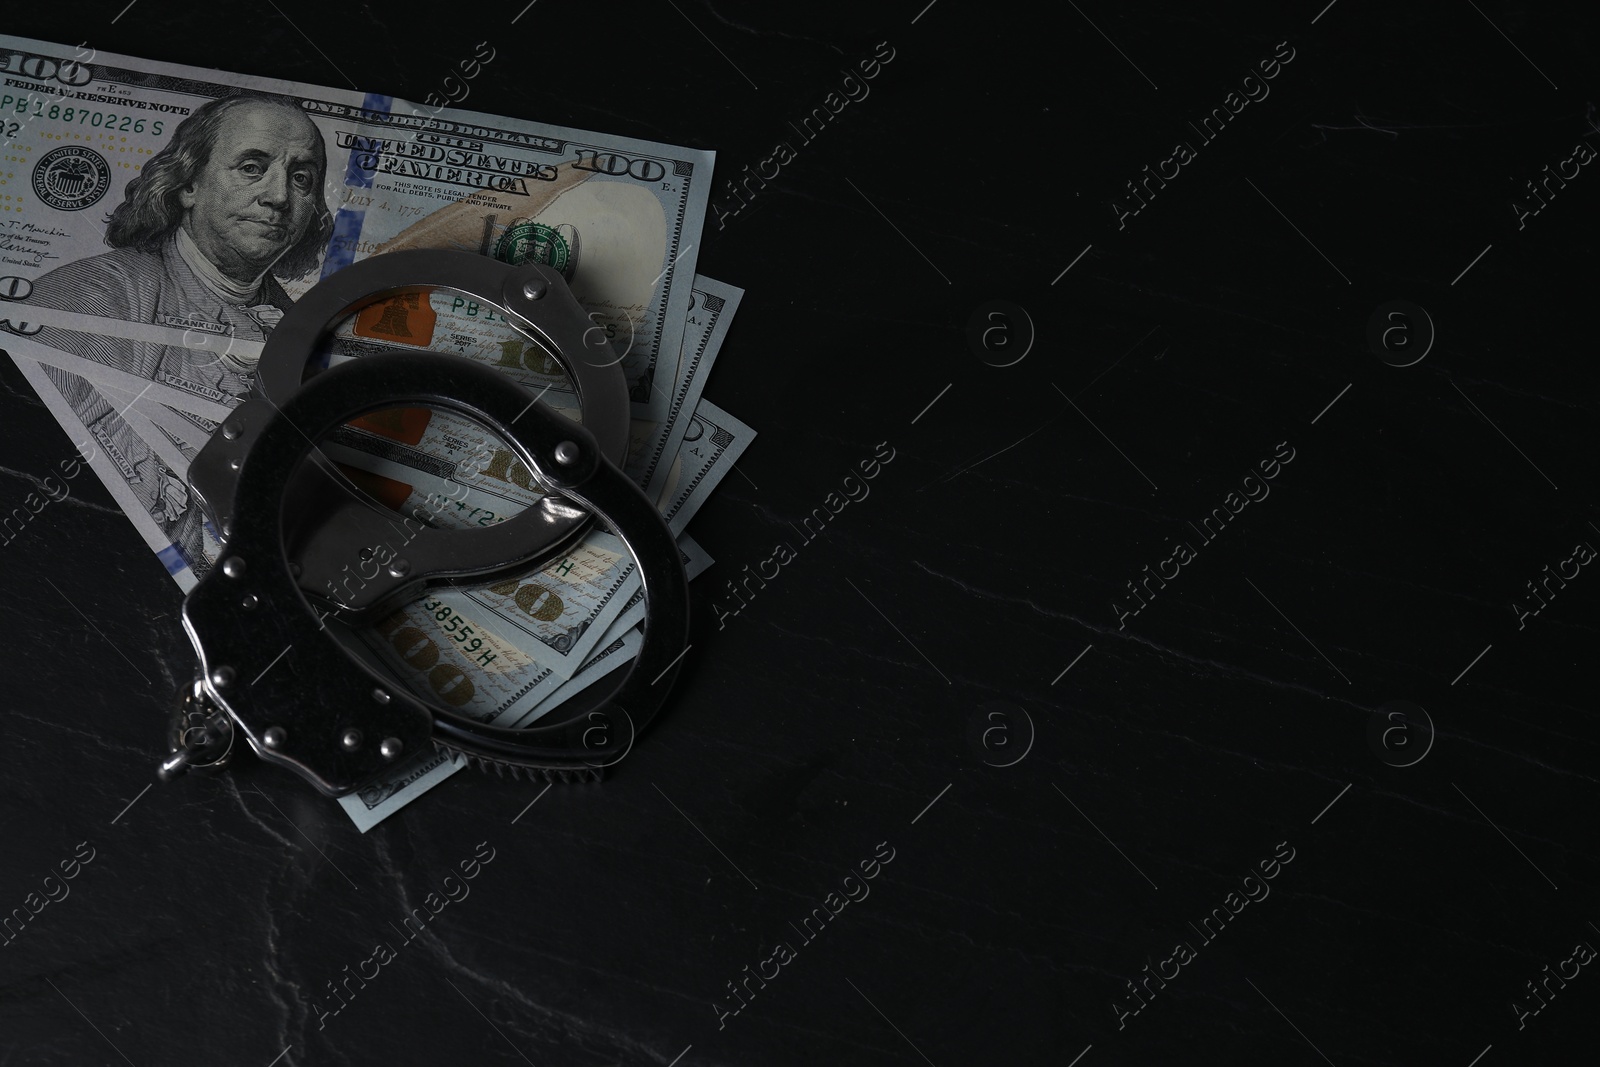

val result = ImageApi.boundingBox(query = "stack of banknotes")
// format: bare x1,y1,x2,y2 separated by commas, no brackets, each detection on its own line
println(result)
0,36,752,828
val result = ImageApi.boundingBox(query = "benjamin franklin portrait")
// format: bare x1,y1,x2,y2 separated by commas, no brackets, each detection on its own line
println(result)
26,93,333,574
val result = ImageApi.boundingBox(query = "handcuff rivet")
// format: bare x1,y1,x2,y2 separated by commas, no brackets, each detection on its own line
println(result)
372,688,391,705
521,279,547,301
379,737,404,760
221,557,246,578
221,420,242,440
209,665,235,688
262,726,287,749
240,593,259,611
387,558,411,579
340,729,363,751
554,440,580,466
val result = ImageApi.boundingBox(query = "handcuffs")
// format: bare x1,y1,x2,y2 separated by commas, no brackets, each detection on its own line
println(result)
157,250,689,797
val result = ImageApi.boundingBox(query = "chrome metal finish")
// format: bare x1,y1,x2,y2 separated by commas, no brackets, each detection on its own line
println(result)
157,677,236,781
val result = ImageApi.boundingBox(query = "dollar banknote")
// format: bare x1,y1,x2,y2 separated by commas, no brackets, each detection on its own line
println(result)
317,452,642,679
633,276,742,491
324,388,751,666
510,629,642,733
333,579,640,833
350,586,580,725
365,530,641,685
316,272,740,512
342,533,713,830
0,33,712,582
508,533,714,728
327,430,727,691
318,456,650,682
337,745,467,834
329,389,755,550
653,398,757,535
7,355,220,587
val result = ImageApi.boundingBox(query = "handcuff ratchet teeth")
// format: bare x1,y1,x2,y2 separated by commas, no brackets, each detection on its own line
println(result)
157,250,690,797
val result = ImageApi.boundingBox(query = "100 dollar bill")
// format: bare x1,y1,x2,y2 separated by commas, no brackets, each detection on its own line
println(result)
635,276,742,491
0,33,712,583
341,533,713,831
653,398,756,535
318,272,741,509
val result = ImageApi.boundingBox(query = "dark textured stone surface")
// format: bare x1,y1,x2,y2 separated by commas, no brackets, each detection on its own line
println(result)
2,3,1598,1064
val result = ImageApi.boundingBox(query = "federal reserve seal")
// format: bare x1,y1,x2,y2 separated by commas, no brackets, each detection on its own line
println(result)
31,146,112,211
492,220,577,280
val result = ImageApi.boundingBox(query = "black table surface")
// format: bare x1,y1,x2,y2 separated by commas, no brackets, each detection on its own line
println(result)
3,3,1598,1065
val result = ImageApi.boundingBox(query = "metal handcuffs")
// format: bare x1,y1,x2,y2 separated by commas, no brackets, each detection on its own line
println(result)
157,250,689,796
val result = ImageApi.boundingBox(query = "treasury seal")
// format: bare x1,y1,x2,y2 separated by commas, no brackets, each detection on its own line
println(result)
492,220,576,280
31,146,112,211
